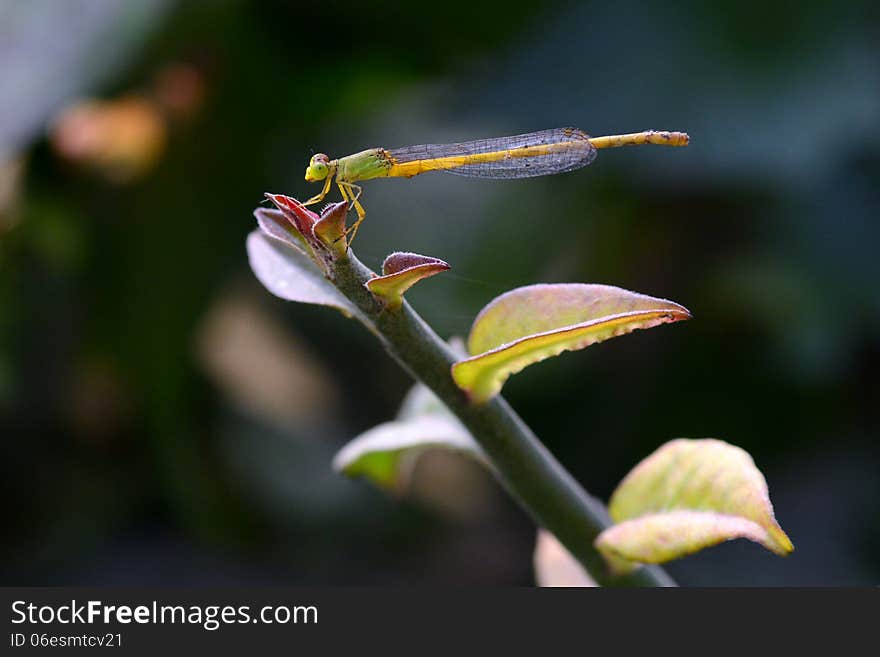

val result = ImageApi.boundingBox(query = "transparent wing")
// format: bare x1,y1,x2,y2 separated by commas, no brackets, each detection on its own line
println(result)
387,128,598,180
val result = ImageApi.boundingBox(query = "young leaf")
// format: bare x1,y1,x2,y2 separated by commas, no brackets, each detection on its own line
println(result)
365,252,450,310
263,194,351,259
595,438,793,572
534,530,598,587
254,207,313,256
246,230,358,317
452,284,691,403
264,193,318,239
313,201,349,254
333,384,485,493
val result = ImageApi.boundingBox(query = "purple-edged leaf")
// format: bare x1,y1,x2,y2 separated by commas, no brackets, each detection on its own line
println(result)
333,384,485,492
264,193,318,239
365,252,450,310
254,207,312,255
246,230,357,317
452,284,691,403
595,439,794,573
534,530,598,587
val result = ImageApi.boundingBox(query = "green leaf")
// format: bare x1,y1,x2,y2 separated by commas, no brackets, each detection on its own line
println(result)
452,284,690,403
595,438,794,573
534,530,598,587
333,384,485,493
246,230,358,317
365,252,450,310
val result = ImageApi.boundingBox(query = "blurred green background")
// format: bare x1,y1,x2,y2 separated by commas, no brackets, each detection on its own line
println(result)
1,0,878,585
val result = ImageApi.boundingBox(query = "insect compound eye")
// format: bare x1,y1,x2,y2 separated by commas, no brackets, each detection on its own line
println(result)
304,153,331,181
305,160,328,181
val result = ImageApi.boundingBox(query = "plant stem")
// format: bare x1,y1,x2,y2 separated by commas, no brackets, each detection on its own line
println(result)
331,252,676,587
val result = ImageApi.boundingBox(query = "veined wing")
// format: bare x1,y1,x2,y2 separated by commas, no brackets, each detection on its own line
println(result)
386,128,598,180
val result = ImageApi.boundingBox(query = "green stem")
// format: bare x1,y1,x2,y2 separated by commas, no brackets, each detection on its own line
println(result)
331,252,675,587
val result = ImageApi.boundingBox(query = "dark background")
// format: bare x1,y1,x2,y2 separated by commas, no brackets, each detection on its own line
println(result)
1,0,877,586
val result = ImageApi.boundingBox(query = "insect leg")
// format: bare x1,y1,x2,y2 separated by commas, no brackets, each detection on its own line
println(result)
303,174,333,207
338,182,366,244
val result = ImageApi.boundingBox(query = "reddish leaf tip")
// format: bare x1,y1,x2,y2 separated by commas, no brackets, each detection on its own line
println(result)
366,251,450,309
313,201,349,253
381,251,450,276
